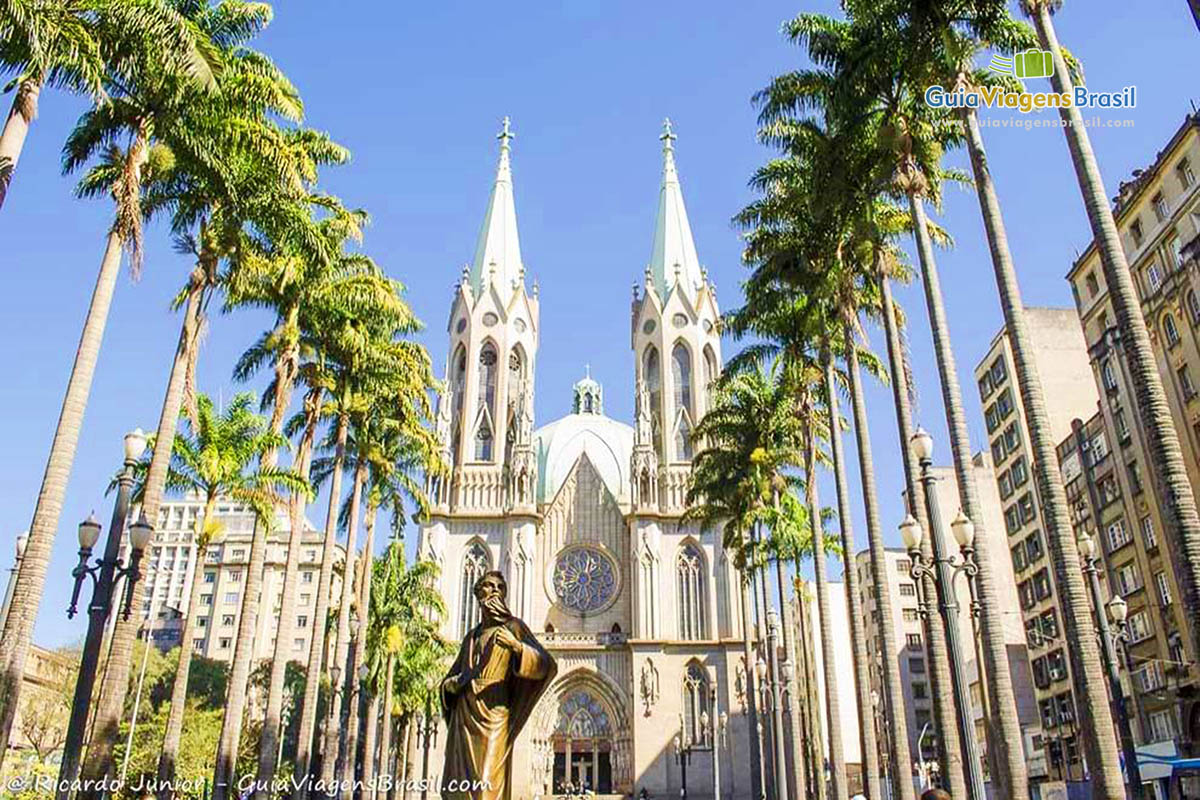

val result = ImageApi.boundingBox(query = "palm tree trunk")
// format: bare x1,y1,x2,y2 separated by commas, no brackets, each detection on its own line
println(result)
362,692,380,798
376,652,396,800
843,320,916,800
157,494,217,795
294,412,350,797
399,713,414,800
321,459,368,788
751,527,776,800
822,350,881,800
1031,8,1189,794
341,504,377,794
213,508,272,799
83,222,198,795
960,102,1088,800
772,556,803,800
879,272,964,797
805,434,848,800
739,568,765,800
256,390,320,795
0,220,127,772
1190,0,1200,31
0,77,40,211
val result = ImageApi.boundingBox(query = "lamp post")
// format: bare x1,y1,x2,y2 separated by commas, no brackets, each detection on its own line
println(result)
673,727,694,800
901,428,986,800
1080,538,1144,800
0,531,28,633
57,429,151,800
764,608,789,800
708,683,722,800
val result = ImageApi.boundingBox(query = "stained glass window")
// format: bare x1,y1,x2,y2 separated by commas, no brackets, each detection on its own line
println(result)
553,548,617,613
460,542,490,636
677,544,707,640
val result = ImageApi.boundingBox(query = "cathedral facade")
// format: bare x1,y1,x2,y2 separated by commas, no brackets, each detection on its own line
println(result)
417,119,752,800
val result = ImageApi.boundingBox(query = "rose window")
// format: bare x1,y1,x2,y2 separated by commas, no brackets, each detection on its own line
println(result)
553,548,617,613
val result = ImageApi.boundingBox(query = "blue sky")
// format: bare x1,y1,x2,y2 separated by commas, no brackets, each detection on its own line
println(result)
2,1,1198,648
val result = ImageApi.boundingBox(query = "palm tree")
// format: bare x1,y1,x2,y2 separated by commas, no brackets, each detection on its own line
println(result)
687,365,793,800
152,392,306,788
0,0,103,208
290,276,431,798
0,4,232,775
227,211,382,793
1018,3,1200,785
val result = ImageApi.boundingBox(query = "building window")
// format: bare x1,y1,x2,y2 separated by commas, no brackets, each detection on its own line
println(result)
222,614,235,626
229,569,242,583
677,544,708,640
902,608,920,623
1115,563,1142,596
1115,410,1131,442
1179,158,1196,189
1148,262,1165,293
996,388,1014,419
1153,192,1169,224
978,373,994,401
459,541,491,637
1126,610,1152,643
682,663,711,747
1047,649,1068,681
1179,364,1198,399
297,615,309,628
644,346,663,460
1005,505,1022,535
1156,571,1172,606
1149,710,1179,742
293,638,306,652
906,633,923,649
219,638,231,649
474,345,498,461
1102,359,1119,391
1128,460,1145,494
201,594,213,606
1169,234,1184,270
895,558,911,574
1018,493,1036,524
671,343,694,461
1106,519,1132,552
224,592,239,604
300,592,311,605
1025,530,1045,563
1004,422,1020,453
899,583,916,597
1032,569,1052,601
1165,314,1181,347
301,571,313,583
1011,543,1027,573
1010,457,1029,487
1141,515,1158,550
204,571,215,584
991,357,1007,386
197,616,207,628
998,470,1014,500
1188,290,1200,325
1131,220,1145,248
909,657,925,674
913,682,927,699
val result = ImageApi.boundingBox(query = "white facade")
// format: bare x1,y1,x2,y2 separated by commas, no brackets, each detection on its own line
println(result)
416,120,750,799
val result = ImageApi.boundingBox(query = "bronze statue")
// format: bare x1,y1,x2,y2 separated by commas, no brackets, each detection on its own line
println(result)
441,570,556,800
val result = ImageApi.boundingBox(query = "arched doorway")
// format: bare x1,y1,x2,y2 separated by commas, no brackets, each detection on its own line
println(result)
553,690,614,794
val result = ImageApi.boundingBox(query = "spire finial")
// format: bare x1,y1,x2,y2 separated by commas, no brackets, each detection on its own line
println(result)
585,363,591,379
660,118,676,151
498,116,514,152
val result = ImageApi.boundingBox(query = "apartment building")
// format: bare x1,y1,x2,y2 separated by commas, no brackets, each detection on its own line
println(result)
973,308,1100,783
1065,110,1200,759
133,494,344,663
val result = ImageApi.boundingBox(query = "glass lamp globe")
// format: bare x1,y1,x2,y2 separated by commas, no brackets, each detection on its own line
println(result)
951,510,975,550
899,515,924,552
1078,531,1097,561
124,428,148,462
1106,594,1129,625
128,512,153,551
911,428,934,461
78,514,102,550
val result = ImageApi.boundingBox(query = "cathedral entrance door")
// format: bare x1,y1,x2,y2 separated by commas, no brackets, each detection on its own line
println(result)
552,691,614,794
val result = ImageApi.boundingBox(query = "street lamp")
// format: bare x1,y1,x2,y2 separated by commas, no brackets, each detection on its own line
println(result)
1079,532,1144,800
763,608,789,800
904,429,987,800
708,682,723,800
0,531,29,633
57,429,151,800
673,727,695,800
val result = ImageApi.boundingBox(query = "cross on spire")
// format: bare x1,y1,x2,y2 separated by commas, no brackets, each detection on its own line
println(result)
498,115,514,151
660,117,676,151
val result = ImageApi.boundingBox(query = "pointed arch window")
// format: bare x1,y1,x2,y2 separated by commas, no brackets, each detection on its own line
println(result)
1165,314,1182,348
671,344,694,461
474,345,499,461
460,542,491,636
644,346,663,459
677,543,707,640
451,347,467,464
703,345,718,398
682,662,711,747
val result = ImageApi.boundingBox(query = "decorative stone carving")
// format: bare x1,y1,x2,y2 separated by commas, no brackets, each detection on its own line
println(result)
640,658,660,716
734,656,747,709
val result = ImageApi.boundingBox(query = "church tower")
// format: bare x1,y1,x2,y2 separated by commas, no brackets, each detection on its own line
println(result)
630,119,722,515
431,116,540,516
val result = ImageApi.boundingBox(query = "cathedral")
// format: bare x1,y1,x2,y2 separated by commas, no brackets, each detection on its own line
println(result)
417,118,752,800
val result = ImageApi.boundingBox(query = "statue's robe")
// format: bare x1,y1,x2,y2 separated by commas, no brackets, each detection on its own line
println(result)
441,616,556,800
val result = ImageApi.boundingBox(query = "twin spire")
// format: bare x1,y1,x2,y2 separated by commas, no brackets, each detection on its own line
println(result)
467,117,704,302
